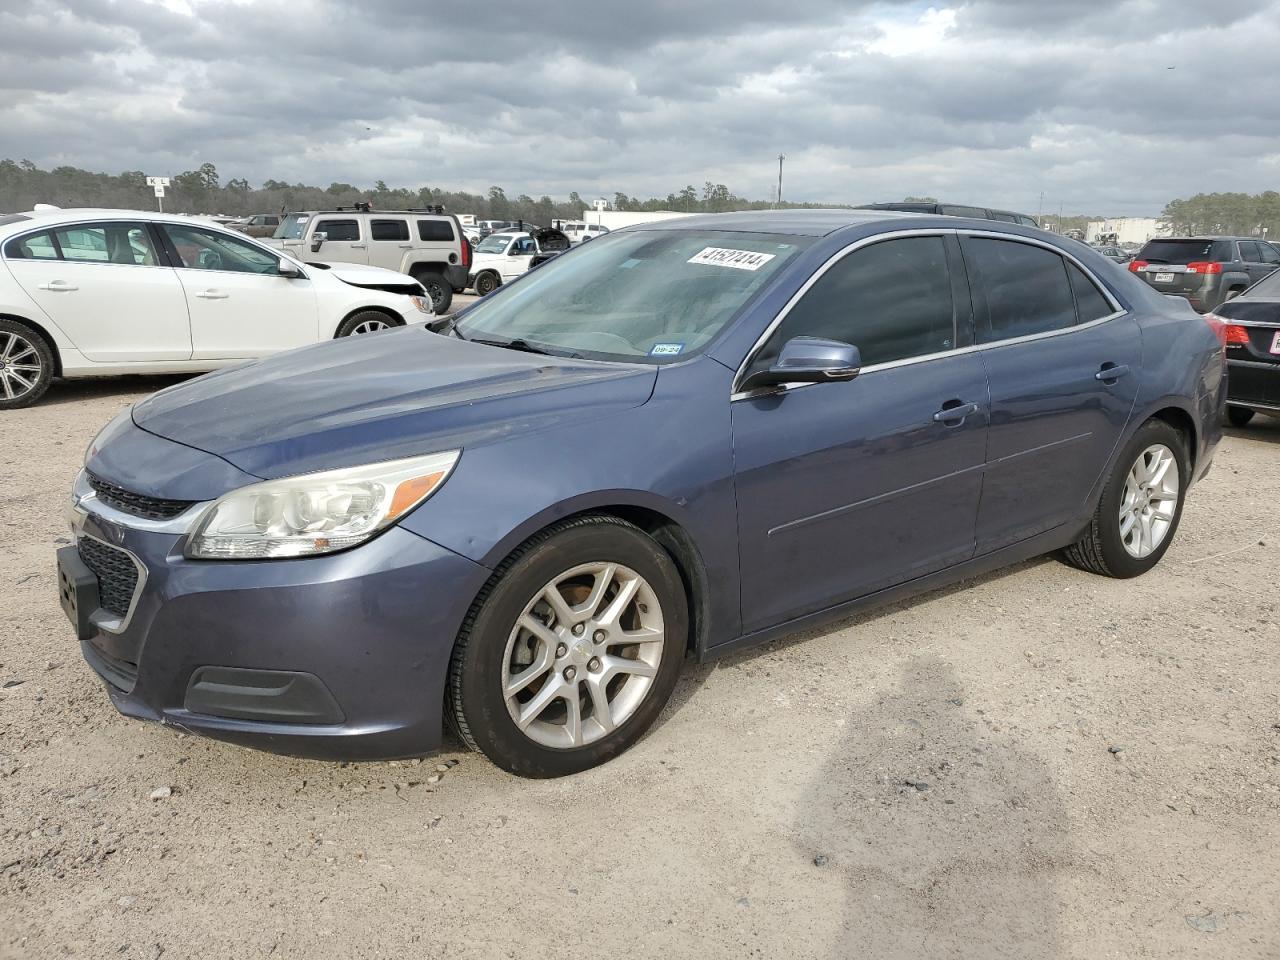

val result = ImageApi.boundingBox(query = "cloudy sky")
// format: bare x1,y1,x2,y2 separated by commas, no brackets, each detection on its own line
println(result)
3,0,1278,215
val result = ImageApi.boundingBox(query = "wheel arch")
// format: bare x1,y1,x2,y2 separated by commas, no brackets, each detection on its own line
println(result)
0,312,62,376
332,305,404,338
476,499,712,658
1148,404,1199,473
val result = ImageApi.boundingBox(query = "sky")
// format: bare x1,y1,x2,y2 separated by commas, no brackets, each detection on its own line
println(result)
2,0,1278,216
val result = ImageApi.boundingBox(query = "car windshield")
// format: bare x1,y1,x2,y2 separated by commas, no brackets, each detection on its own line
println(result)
1139,239,1229,264
273,214,311,240
454,229,809,363
476,234,514,253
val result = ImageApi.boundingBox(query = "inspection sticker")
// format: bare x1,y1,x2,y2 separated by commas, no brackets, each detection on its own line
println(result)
687,247,776,271
650,342,684,356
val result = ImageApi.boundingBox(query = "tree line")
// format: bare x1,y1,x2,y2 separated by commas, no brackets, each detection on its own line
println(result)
0,159,840,222
1161,192,1280,238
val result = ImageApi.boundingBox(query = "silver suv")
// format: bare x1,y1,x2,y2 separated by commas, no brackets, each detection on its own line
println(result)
270,206,470,314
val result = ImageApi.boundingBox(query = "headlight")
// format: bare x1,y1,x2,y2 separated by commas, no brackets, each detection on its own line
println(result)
186,450,459,560
411,295,432,313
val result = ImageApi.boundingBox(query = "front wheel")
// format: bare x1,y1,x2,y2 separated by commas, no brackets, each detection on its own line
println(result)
473,272,500,296
1226,406,1255,428
448,516,688,777
1058,419,1188,578
336,311,398,337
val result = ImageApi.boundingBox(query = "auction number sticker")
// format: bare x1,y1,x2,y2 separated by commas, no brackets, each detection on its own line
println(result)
688,247,776,271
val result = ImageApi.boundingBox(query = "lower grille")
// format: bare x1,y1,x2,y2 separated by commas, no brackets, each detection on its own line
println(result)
86,470,195,521
77,537,139,619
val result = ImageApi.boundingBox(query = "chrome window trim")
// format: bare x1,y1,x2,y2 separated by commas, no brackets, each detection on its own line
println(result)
731,227,1127,400
1218,316,1280,328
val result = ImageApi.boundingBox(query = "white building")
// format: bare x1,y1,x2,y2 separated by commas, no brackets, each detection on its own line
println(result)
1086,217,1167,245
578,209,695,231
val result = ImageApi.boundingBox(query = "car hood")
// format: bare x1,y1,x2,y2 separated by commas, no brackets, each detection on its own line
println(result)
471,252,511,270
131,328,656,480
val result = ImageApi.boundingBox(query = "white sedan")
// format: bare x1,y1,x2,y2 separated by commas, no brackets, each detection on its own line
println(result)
0,207,435,408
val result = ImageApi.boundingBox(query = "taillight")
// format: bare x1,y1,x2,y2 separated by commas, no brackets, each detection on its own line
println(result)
461,235,472,269
1223,323,1251,345
1129,260,1148,272
1185,261,1222,275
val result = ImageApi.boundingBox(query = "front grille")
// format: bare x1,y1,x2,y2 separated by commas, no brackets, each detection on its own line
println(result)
77,538,139,619
87,471,194,520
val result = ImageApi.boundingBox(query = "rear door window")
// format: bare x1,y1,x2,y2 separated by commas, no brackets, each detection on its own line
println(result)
1239,241,1261,262
962,237,1077,342
370,219,410,242
417,219,455,242
5,230,60,259
1016,215,1039,228
988,211,1018,223
939,205,988,219
315,218,360,242
1259,243,1280,266
1067,263,1115,323
53,223,158,265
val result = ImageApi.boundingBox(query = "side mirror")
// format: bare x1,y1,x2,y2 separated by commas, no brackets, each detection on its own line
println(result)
277,258,301,278
739,337,862,393
310,231,327,253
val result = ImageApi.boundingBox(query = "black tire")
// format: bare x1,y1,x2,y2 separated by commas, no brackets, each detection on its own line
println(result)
1226,406,1255,428
412,270,453,315
474,272,500,296
0,319,55,410
448,515,688,777
1058,418,1189,578
335,310,400,338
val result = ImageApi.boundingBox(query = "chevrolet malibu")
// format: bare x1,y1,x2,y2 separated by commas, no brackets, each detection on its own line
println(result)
60,210,1225,777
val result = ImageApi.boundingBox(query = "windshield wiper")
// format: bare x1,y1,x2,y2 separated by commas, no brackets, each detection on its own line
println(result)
468,336,583,359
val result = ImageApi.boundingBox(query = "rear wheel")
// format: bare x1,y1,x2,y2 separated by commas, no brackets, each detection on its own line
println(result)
1058,419,1188,578
0,320,54,410
412,270,453,315
448,515,688,777
1226,406,1255,428
474,272,500,296
336,311,398,337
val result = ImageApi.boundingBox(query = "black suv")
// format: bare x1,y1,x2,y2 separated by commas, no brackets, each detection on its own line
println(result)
857,201,1040,228
1130,237,1280,313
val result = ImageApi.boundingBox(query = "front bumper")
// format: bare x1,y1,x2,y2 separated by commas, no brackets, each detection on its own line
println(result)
67,471,488,760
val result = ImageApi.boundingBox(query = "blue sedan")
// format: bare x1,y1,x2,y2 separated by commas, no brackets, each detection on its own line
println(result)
61,210,1226,776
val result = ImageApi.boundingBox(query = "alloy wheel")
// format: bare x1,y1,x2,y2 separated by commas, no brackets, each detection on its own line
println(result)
350,318,390,335
502,561,665,749
1119,443,1179,559
0,331,43,401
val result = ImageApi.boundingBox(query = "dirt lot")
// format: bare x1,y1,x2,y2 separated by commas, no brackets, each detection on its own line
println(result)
2,376,1277,960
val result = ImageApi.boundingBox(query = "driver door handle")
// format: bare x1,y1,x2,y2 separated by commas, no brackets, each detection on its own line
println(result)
194,290,229,300
349,243,366,249
933,400,980,424
37,280,78,292
398,242,413,248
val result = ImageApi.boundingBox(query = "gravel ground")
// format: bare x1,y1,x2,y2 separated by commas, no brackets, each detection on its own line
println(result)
2,376,1278,960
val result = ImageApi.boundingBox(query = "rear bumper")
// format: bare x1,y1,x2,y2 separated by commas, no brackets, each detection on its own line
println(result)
1227,359,1280,409
68,476,488,761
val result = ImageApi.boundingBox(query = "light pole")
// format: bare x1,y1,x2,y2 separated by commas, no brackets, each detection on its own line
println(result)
776,154,785,209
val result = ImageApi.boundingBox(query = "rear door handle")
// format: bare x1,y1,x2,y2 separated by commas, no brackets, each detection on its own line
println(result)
194,290,229,300
36,280,77,292
933,400,980,424
1095,363,1130,382
349,243,367,249
398,242,413,248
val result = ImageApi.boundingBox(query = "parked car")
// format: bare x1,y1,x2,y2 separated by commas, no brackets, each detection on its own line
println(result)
468,226,570,295
1128,236,1280,312
1207,268,1280,426
857,201,1040,228
229,214,281,238
268,207,469,314
558,221,611,244
61,209,1224,776
1093,244,1132,264
0,208,434,408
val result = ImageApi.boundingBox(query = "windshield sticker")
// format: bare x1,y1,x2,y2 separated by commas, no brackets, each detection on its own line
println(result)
650,342,684,356
687,247,776,271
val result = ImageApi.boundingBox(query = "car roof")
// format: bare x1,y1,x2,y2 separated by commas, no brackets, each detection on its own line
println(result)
629,208,922,238
0,207,251,238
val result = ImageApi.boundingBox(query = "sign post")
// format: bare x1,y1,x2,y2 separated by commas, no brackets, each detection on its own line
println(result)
145,176,170,213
